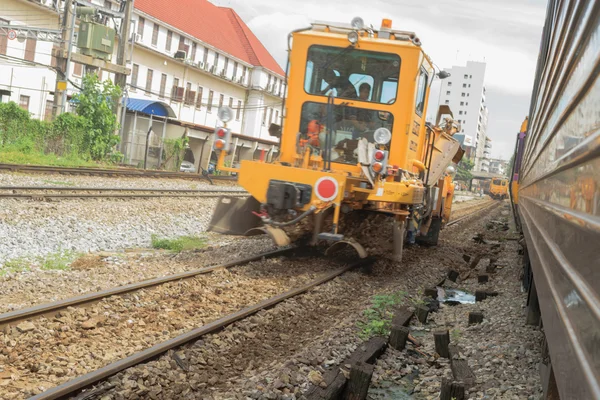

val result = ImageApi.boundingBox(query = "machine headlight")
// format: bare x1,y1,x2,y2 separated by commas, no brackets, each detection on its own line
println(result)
374,128,392,145
217,106,234,123
348,31,359,45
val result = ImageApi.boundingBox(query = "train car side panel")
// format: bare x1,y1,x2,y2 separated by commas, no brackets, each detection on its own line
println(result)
518,0,600,398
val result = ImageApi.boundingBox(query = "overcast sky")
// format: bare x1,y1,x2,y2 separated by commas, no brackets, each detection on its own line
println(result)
210,0,548,160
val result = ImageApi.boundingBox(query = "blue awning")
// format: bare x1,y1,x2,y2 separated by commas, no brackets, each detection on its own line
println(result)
126,98,176,118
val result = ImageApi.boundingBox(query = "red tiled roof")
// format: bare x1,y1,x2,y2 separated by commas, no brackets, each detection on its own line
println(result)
135,0,285,76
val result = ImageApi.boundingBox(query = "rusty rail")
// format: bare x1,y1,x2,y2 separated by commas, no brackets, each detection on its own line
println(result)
29,257,373,400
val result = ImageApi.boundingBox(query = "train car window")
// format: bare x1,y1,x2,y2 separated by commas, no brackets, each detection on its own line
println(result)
298,101,394,165
415,68,429,116
304,45,400,104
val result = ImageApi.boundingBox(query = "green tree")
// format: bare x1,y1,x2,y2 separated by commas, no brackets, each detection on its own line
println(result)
73,74,122,160
506,153,515,176
456,158,474,182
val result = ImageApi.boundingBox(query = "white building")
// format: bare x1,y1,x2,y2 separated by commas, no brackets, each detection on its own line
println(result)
428,61,489,170
489,158,509,176
0,0,285,170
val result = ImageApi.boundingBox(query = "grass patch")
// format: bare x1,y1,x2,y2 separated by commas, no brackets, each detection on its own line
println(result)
40,250,78,271
0,150,101,168
357,291,407,339
0,258,31,276
151,235,207,252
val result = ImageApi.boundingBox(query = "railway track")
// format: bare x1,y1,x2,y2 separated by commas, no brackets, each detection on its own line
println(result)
0,248,294,330
0,163,237,182
447,199,500,227
0,246,370,400
1,202,499,400
28,257,371,400
0,186,248,199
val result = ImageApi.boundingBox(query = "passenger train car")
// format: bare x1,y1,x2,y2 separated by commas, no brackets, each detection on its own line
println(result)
511,0,600,398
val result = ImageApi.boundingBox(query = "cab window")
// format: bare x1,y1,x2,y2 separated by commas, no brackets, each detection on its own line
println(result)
304,45,400,104
298,101,394,165
415,68,428,116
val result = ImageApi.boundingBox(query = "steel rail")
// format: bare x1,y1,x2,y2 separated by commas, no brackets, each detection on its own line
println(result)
0,247,295,329
0,186,246,193
29,257,373,400
0,163,237,181
446,200,501,227
0,193,248,199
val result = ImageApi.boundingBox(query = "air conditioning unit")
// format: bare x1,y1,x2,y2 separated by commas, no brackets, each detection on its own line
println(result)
184,59,194,66
205,63,210,71
237,77,243,84
198,61,204,69
134,33,142,43
174,50,187,60
220,69,226,77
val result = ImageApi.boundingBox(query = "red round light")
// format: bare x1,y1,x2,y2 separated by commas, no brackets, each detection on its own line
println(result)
315,177,338,201
374,150,385,161
217,129,226,138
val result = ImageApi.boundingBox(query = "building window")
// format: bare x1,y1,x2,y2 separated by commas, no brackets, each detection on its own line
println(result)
172,77,182,102
462,83,467,88
24,37,37,62
224,58,229,74
268,108,273,125
242,66,247,81
73,62,82,76
275,110,279,124
446,91,450,95
131,64,139,88
159,74,167,98
236,100,242,120
262,108,267,125
460,101,464,106
145,69,153,93
464,74,468,79
214,52,219,67
444,100,449,104
19,95,30,111
203,47,208,65
468,84,471,88
191,42,197,61
233,62,238,79
459,111,463,115
196,86,203,109
218,94,224,109
44,100,53,121
467,93,470,97
166,30,172,51
461,93,465,97
447,82,452,86
470,75,472,78
185,82,195,105
207,90,213,112
137,17,145,37
151,23,159,46
267,75,272,89
228,97,233,109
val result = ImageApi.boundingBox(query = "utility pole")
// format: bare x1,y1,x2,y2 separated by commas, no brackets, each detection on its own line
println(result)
53,0,74,118
115,0,133,137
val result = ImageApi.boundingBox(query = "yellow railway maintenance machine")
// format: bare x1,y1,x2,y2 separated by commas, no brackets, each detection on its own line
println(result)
209,17,464,261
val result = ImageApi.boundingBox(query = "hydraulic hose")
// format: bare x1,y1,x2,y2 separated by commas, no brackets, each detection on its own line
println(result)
264,206,317,227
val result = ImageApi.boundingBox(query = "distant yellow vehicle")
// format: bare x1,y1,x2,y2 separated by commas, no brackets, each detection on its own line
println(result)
489,178,509,200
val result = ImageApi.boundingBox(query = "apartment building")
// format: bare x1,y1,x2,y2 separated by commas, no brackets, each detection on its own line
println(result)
0,0,285,169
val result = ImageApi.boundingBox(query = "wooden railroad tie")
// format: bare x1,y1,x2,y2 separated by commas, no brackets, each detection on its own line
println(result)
468,312,484,325
440,377,466,400
389,325,410,351
305,336,387,400
414,305,429,323
447,269,460,282
448,344,476,389
433,329,450,358
344,362,374,400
